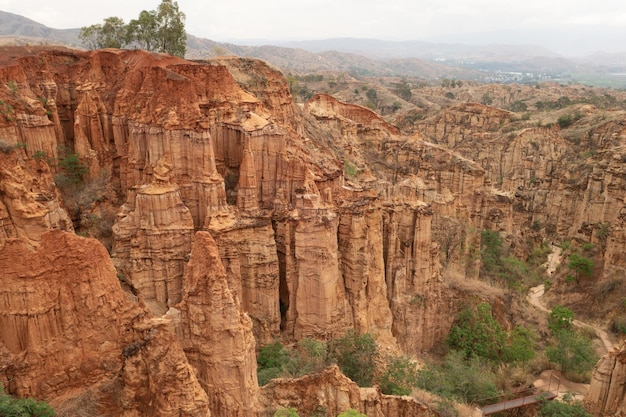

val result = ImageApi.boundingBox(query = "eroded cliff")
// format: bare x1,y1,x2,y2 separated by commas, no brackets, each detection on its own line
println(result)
3,45,626,415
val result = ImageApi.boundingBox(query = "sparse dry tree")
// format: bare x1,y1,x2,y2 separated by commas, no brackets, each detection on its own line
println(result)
434,216,465,266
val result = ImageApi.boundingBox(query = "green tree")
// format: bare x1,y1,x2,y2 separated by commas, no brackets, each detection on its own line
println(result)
57,152,88,186
546,329,598,378
480,230,503,275
79,0,186,58
258,341,288,369
394,81,412,101
365,88,377,106
549,306,575,333
127,10,158,51
0,386,55,417
329,330,378,387
79,16,128,49
568,253,594,282
154,0,187,57
378,355,419,395
502,326,536,363
447,303,505,361
509,101,528,112
416,351,500,405
257,340,289,385
282,338,331,378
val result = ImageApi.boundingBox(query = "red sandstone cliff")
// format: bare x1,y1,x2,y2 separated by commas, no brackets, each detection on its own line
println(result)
0,230,210,416
3,45,626,415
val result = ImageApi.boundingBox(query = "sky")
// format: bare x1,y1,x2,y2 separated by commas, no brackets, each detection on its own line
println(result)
1,0,625,55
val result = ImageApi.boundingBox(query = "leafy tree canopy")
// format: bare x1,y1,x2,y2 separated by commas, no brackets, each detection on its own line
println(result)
79,0,186,57
549,305,575,333
0,386,55,417
546,328,598,377
329,330,379,387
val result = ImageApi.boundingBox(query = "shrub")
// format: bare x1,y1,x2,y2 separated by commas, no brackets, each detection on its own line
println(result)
337,410,366,417
557,114,573,128
546,329,598,380
329,330,378,387
447,302,505,361
33,150,47,161
540,392,591,417
378,355,419,395
548,305,574,333
416,351,500,405
282,338,331,378
344,160,359,180
0,386,55,417
273,407,299,417
0,139,15,153
568,253,594,282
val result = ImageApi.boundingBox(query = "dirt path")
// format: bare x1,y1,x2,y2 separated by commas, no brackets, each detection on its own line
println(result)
527,244,615,399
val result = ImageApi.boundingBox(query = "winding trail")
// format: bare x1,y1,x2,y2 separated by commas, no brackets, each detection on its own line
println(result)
526,245,616,399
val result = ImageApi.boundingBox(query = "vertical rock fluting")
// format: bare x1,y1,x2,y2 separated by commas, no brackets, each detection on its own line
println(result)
337,202,394,345
124,123,229,230
112,158,194,313
176,231,260,417
210,220,281,346
0,230,210,417
382,203,457,353
0,150,73,248
585,343,626,416
275,177,354,340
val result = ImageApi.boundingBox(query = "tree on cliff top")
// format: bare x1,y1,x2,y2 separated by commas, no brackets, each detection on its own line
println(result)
79,0,186,58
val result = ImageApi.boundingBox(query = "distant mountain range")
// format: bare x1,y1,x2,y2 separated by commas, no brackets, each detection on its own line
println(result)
1,10,626,87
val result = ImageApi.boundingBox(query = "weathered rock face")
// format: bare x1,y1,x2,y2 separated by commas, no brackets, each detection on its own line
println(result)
337,202,394,344
585,342,626,416
260,366,437,417
417,102,512,149
0,230,209,417
11,45,619,417
175,231,260,417
209,219,281,346
112,157,194,313
0,149,73,248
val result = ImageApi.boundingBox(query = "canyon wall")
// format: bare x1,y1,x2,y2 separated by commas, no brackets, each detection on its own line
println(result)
0,48,458,415
2,46,626,415
0,230,210,417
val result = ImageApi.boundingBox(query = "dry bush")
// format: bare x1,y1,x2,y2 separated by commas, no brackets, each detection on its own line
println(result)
494,363,536,393
55,388,101,417
411,388,481,417
444,268,506,302
0,139,14,153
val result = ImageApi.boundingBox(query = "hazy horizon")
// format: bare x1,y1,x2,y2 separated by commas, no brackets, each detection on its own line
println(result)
1,0,625,57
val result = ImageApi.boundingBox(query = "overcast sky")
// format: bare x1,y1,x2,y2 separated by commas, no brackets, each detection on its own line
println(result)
1,0,625,55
